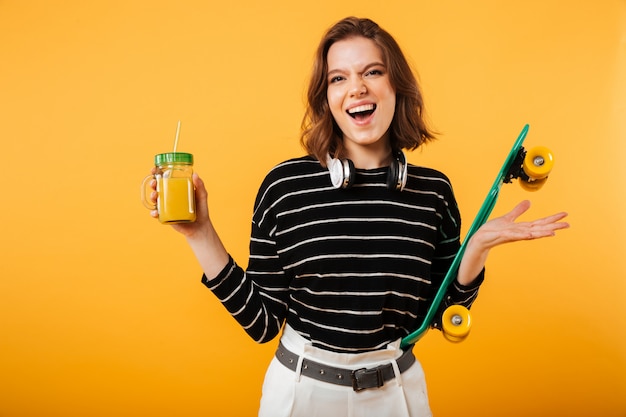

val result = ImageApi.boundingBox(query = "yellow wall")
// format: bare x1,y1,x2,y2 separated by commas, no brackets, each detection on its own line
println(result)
1,1,624,416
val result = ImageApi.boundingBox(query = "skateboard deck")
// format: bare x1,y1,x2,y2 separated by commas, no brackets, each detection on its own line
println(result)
400,124,552,348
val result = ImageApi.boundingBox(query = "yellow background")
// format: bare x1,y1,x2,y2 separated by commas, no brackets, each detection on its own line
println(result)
1,1,625,416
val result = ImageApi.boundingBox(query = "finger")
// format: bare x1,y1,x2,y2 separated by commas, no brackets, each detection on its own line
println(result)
533,220,570,234
192,172,204,189
193,173,208,200
502,200,532,222
523,219,570,239
191,173,210,220
532,211,569,226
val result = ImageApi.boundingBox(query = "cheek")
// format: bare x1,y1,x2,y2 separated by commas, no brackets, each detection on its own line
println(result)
326,91,344,119
382,94,397,122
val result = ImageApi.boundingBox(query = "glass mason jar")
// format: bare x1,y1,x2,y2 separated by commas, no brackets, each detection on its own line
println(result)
142,152,196,224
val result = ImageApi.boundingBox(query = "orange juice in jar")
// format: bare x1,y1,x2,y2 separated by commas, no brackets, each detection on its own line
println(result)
142,152,196,224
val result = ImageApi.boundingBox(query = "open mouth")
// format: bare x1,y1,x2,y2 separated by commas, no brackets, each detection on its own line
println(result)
347,104,376,120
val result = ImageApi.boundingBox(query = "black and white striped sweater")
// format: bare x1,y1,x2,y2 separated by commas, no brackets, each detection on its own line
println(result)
202,156,484,353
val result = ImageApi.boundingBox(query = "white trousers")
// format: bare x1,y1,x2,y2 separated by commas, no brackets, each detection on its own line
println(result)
258,326,432,417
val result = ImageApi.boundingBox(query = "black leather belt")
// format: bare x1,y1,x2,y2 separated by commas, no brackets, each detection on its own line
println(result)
275,342,416,392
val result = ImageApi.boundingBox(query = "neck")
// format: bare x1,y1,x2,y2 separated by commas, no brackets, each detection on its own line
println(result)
343,143,393,170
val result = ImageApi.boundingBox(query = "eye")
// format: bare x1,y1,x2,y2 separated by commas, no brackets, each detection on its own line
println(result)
365,68,384,77
329,75,345,84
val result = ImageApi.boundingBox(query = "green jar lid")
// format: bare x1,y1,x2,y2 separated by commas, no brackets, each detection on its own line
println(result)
154,152,193,165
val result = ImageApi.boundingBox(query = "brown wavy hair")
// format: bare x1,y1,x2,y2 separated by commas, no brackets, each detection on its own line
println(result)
300,17,436,166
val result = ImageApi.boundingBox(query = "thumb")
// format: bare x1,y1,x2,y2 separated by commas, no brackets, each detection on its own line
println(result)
192,172,212,221
193,172,207,199
503,200,532,222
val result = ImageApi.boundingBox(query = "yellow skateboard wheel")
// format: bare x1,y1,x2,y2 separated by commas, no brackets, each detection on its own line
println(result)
441,305,471,343
522,146,554,180
443,332,467,343
519,176,548,192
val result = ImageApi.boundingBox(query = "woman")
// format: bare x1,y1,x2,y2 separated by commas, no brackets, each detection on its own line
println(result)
148,17,568,417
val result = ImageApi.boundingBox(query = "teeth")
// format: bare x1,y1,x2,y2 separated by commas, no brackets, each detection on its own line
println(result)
348,104,375,114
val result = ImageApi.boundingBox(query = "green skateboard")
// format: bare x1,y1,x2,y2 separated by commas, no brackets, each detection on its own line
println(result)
400,124,554,349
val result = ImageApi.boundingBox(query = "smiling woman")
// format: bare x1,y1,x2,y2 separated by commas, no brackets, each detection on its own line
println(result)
4,1,622,416
301,17,437,167
142,16,568,417
326,36,397,166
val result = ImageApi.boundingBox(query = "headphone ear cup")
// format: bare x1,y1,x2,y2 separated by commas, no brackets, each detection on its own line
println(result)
328,157,345,189
343,159,356,188
397,151,408,191
386,158,400,190
386,151,408,191
328,155,356,189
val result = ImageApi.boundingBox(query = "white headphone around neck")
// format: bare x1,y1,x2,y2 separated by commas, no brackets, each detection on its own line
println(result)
326,150,408,191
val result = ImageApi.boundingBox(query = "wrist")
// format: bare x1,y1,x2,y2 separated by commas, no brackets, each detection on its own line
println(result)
456,238,490,286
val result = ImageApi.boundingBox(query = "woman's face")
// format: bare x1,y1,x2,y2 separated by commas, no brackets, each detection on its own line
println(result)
326,36,396,157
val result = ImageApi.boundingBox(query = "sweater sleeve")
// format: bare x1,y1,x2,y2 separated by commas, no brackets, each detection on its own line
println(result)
430,175,485,329
200,168,292,344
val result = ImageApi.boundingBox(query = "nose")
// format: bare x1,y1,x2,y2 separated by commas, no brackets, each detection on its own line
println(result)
349,79,367,97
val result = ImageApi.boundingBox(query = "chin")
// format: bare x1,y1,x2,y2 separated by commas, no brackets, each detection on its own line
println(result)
349,131,389,146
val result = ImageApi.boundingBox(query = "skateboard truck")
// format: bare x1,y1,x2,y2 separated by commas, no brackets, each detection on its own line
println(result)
503,148,527,184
